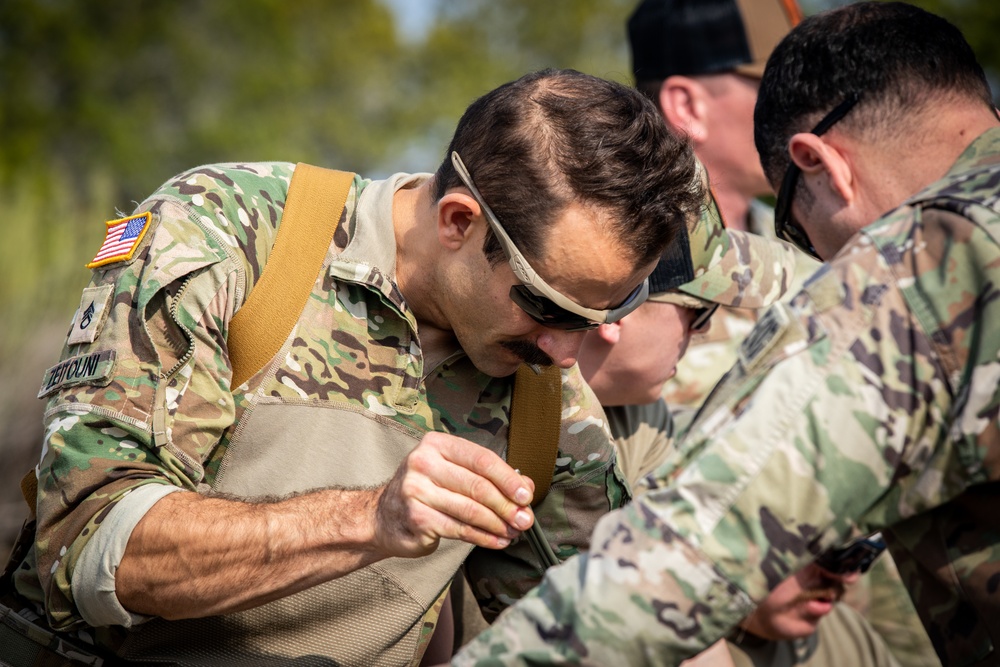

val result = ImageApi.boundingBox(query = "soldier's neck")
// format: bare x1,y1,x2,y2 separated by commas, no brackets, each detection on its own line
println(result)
711,187,751,232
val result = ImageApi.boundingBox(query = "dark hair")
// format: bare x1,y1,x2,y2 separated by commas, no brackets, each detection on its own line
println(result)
755,2,995,184
433,68,700,268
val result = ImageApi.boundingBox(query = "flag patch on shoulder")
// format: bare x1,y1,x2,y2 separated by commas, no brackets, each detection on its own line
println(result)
86,212,151,269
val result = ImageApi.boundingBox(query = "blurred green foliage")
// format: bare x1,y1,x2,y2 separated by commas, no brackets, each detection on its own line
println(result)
0,0,637,353
0,0,996,348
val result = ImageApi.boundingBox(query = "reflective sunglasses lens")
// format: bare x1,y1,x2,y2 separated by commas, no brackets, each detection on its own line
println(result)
509,285,599,331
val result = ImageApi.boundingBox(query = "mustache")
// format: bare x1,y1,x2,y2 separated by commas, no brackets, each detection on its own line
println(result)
500,340,554,368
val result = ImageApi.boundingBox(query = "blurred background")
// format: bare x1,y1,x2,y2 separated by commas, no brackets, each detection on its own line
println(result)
2,0,998,557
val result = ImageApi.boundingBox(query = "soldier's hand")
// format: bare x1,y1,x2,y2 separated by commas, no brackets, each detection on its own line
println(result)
374,431,535,558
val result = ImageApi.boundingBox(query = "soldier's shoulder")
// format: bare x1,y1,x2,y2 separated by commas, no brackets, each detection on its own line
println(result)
155,162,297,201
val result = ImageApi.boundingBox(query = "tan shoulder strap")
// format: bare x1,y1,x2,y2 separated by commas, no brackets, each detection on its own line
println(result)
507,364,562,506
20,470,37,518
228,164,355,389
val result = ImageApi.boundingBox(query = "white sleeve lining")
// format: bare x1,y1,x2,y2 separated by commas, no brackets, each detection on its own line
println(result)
72,484,185,628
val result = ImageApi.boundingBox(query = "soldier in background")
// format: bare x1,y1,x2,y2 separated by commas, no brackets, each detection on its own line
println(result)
628,0,820,428
454,3,1000,664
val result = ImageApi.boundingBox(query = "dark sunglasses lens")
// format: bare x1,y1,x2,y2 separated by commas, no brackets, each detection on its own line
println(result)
785,223,816,257
816,537,886,574
692,303,720,330
509,285,599,331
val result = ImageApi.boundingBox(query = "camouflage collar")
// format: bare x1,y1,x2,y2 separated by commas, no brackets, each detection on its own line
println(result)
332,172,431,285
941,126,1000,179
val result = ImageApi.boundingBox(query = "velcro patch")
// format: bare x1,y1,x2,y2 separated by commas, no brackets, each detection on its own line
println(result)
738,304,791,370
67,285,115,345
38,350,117,398
86,212,151,269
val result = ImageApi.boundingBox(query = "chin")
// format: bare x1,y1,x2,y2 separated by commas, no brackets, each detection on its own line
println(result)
637,388,663,405
466,349,522,378
471,358,521,379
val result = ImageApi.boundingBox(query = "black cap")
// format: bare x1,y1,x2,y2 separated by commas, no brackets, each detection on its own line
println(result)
628,0,801,83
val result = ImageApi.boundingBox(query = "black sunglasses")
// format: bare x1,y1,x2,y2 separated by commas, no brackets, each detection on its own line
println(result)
815,532,886,575
509,282,649,332
773,92,863,260
690,302,720,331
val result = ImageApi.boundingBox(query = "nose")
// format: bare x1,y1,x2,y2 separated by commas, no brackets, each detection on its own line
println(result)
536,329,588,369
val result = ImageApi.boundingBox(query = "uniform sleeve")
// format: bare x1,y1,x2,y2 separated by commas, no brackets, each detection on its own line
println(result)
454,223,966,664
463,364,632,620
28,164,295,631
606,400,675,492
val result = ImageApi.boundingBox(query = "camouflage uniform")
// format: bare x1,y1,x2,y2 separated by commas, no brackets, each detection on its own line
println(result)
15,163,629,665
663,205,937,665
607,407,900,667
661,201,820,436
452,128,1000,666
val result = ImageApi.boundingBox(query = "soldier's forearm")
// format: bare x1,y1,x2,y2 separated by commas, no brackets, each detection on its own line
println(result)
115,487,384,619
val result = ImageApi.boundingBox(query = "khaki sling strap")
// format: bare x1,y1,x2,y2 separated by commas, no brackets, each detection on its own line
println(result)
19,471,37,519
228,163,355,390
507,364,562,506
508,363,563,568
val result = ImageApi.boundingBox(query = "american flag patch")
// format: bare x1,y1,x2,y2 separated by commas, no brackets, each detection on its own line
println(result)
86,212,151,269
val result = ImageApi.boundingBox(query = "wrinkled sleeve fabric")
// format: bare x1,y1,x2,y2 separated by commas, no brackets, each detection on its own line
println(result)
454,212,975,665
26,163,295,630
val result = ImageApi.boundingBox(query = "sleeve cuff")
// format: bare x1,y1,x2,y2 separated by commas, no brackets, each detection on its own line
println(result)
72,484,185,628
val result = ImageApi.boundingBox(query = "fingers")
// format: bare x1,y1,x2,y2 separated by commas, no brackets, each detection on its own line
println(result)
405,434,534,534
374,432,539,558
415,432,534,524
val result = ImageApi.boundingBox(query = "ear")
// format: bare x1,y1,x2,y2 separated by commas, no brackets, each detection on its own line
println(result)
436,192,481,251
659,76,709,143
787,133,855,205
593,322,621,345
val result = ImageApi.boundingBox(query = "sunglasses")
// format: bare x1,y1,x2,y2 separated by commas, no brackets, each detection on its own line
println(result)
814,532,886,575
451,151,649,331
690,302,720,331
773,92,862,260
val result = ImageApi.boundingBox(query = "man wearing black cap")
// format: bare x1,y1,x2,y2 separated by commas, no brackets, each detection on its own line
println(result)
627,4,935,665
627,0,819,422
629,0,800,235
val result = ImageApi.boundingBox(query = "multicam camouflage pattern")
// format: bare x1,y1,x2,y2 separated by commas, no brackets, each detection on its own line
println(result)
674,190,801,310
604,405,902,667
663,202,938,664
13,163,628,665
0,597,104,666
662,201,819,422
453,127,1000,666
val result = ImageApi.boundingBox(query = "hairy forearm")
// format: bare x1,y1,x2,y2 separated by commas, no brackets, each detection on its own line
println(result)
115,487,384,619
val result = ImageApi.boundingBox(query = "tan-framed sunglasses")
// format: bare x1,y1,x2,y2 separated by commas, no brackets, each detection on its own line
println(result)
451,151,648,331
